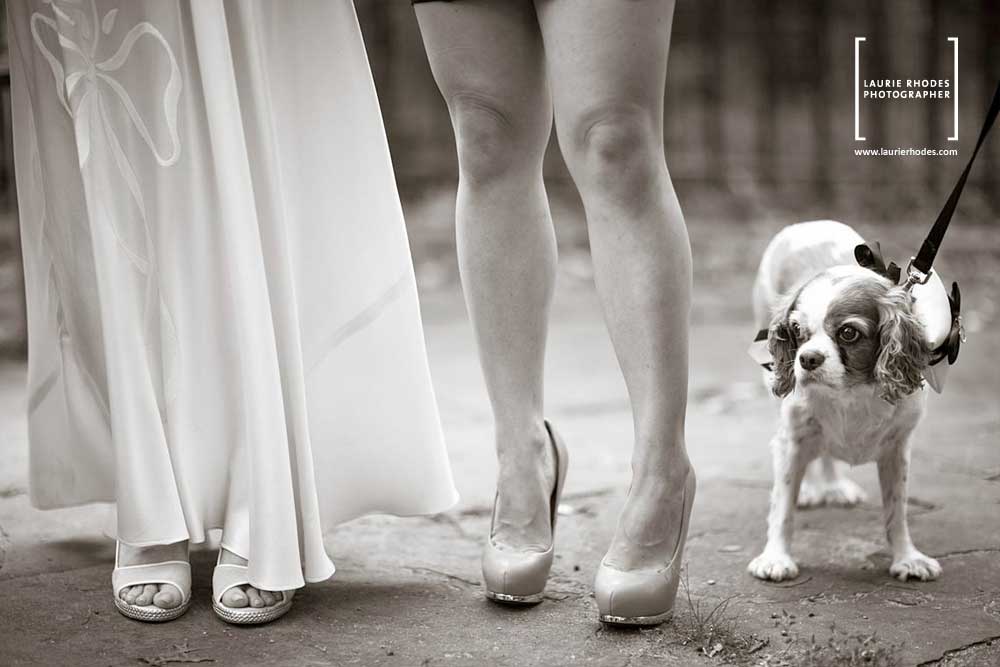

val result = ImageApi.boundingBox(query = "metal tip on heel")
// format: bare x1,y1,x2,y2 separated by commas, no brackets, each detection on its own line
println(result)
485,589,545,605
599,609,675,627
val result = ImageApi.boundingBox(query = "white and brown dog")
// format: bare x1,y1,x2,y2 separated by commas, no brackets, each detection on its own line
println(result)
748,220,942,583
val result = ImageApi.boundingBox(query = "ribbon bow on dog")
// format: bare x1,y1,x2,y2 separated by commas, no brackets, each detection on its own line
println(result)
941,282,963,366
854,242,902,285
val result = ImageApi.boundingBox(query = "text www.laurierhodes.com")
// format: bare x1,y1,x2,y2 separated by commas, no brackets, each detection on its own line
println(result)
854,147,959,157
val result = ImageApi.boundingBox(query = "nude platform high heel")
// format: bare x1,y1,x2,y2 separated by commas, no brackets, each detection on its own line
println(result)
593,469,696,626
481,421,569,605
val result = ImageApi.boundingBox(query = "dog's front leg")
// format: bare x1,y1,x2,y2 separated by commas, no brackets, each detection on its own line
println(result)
749,430,812,581
877,440,941,581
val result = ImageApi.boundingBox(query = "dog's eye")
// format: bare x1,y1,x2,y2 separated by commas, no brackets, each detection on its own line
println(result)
838,325,860,343
789,322,802,340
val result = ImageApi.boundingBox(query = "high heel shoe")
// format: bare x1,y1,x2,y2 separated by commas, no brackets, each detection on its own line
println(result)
482,421,569,605
594,468,696,626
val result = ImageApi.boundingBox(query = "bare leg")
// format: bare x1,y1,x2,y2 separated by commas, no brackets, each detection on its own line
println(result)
798,456,868,508
535,0,693,570
878,442,941,581
415,1,558,550
748,432,812,581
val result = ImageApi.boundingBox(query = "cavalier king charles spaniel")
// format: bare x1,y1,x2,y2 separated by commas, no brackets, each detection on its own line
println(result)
747,220,941,583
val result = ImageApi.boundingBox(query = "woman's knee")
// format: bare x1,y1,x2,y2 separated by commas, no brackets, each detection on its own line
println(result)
447,92,543,186
562,103,664,201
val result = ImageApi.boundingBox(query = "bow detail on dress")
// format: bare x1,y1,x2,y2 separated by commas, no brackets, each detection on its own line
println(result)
31,0,181,171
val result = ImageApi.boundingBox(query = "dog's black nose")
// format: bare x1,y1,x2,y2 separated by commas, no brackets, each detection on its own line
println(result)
798,350,826,371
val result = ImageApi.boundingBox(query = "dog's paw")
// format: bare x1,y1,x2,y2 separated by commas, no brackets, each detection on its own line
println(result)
889,551,942,582
797,480,826,508
748,551,799,582
797,478,867,509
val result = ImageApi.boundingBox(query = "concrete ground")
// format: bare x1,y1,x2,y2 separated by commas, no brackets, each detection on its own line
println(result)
0,198,998,665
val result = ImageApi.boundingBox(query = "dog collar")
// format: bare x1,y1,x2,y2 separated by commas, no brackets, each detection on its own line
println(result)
854,241,961,393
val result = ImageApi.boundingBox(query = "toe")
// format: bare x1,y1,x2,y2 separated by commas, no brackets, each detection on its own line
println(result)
124,585,143,604
749,553,797,582
153,584,182,610
890,553,942,581
221,586,249,608
917,560,941,581
830,488,864,507
796,483,822,509
135,584,157,606
259,590,277,607
245,587,265,608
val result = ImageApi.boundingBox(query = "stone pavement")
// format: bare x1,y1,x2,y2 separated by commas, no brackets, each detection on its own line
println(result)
0,284,997,667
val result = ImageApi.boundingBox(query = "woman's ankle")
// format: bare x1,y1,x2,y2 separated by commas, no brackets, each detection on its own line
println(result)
494,416,549,461
628,448,692,494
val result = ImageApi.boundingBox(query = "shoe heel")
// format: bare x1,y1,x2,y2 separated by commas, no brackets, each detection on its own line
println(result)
594,469,696,626
482,421,568,605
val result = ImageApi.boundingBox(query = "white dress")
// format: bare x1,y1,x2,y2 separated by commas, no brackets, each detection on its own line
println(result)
8,0,458,591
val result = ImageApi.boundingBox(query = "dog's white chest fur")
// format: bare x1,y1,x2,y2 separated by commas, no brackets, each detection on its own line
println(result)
783,386,925,466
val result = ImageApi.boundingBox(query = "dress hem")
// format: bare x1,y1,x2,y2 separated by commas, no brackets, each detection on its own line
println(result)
33,487,461,586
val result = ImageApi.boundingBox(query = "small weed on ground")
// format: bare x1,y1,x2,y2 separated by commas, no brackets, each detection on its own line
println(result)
668,571,903,666
757,610,902,667
672,570,769,663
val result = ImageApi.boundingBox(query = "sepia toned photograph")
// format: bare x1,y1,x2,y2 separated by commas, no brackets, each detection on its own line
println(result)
0,1,997,665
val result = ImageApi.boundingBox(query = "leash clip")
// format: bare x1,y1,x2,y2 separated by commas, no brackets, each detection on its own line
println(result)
902,257,931,290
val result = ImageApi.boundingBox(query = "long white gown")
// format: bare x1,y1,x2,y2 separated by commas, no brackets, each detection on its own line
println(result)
8,0,458,591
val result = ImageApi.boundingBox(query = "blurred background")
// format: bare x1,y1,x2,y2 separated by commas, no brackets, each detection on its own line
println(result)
0,0,997,356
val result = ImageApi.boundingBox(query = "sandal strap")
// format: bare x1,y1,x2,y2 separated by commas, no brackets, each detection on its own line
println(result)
112,561,192,603
212,563,291,604
213,563,251,602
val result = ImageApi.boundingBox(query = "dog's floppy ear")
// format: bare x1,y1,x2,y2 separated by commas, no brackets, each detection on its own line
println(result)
767,295,798,397
875,287,931,403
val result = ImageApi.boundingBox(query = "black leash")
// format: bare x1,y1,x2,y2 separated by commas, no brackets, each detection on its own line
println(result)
904,78,1000,288
872,78,999,367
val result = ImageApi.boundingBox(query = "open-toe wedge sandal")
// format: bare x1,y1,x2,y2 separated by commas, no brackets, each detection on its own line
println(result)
212,554,294,625
112,542,192,623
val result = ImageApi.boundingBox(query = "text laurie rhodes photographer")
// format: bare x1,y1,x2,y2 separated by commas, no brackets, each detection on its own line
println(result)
863,78,953,99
